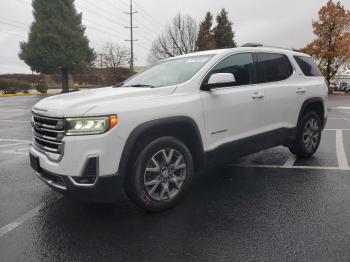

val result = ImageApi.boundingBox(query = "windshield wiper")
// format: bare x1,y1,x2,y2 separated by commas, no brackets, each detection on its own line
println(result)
123,84,156,88
113,82,124,87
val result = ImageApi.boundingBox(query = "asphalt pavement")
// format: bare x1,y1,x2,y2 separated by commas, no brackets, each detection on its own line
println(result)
0,95,350,262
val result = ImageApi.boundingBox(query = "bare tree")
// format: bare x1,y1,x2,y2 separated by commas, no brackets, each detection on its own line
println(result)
149,13,198,62
102,42,131,69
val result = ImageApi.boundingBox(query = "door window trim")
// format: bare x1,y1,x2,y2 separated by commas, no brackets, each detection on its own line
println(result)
254,52,296,84
200,51,296,91
200,52,257,90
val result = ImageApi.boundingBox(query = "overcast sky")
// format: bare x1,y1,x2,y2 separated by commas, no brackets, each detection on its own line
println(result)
0,0,349,74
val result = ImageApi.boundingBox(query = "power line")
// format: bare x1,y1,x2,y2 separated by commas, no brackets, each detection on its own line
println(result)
104,0,127,13
83,18,126,37
5,0,153,66
82,0,129,26
0,21,26,29
118,0,129,8
77,3,126,29
79,2,156,43
133,1,165,31
134,15,162,38
0,32,25,38
11,0,157,42
135,42,151,52
13,0,30,6
81,3,157,44
0,16,27,26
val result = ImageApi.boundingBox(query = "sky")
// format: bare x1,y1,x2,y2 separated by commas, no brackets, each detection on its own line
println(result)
0,0,349,74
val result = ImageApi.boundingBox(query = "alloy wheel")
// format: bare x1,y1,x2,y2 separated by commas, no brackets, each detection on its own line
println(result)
143,148,187,201
302,118,320,152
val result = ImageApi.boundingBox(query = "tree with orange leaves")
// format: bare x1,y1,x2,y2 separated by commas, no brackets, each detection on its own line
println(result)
301,0,350,82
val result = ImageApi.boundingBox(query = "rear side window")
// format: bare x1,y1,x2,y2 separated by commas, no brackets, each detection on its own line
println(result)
256,53,293,83
294,56,323,77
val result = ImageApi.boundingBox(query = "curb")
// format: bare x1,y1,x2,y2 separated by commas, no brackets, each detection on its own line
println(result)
0,93,54,98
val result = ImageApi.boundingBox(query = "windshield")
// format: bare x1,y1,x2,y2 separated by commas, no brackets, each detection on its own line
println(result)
121,55,215,88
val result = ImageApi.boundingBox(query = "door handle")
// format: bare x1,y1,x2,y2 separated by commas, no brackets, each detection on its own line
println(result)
251,92,264,99
296,87,306,94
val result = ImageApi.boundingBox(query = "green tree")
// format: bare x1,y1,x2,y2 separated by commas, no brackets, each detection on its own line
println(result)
196,12,216,51
213,8,237,49
19,0,95,93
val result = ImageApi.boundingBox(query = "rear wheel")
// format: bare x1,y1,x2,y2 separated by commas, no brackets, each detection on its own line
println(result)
125,136,194,212
289,111,322,158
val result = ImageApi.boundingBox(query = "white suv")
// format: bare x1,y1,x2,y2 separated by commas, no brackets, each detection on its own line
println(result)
30,45,328,211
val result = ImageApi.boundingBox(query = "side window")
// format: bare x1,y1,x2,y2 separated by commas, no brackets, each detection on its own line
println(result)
293,56,323,77
256,53,293,83
209,53,255,86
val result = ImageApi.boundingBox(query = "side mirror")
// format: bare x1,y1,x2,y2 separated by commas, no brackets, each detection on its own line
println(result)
202,73,236,91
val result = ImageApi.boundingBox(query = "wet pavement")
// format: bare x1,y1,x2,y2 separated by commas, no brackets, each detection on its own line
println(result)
0,95,350,262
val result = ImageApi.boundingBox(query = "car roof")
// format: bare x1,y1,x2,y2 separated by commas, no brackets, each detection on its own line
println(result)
166,46,310,60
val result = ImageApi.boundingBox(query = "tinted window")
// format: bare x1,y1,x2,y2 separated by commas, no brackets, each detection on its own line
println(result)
256,53,293,83
294,56,323,77
209,53,255,86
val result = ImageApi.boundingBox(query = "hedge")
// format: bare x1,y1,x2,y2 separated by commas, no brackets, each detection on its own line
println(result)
0,79,31,94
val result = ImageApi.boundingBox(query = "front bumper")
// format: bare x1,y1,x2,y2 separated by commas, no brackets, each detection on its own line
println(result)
30,153,124,202
30,130,126,177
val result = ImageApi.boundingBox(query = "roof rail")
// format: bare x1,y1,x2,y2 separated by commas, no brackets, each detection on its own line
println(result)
241,43,263,47
291,48,302,53
241,43,304,53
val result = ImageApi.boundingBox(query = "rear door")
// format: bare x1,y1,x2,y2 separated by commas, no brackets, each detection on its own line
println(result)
255,52,297,130
200,52,266,151
293,55,327,105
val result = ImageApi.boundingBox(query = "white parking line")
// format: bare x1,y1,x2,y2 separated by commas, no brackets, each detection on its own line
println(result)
0,119,30,123
230,163,350,171
0,140,30,155
0,139,31,155
329,117,350,122
0,150,28,155
232,128,350,172
325,129,350,131
0,142,29,148
336,130,349,169
332,107,350,110
0,109,30,112
283,154,296,167
0,139,31,143
0,195,62,238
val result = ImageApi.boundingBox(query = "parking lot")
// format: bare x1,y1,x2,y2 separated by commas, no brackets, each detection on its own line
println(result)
0,95,350,261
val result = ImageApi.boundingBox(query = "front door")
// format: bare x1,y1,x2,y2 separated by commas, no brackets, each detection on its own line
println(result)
200,52,266,152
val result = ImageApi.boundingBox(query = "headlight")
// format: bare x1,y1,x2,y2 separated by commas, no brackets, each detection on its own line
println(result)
65,115,119,136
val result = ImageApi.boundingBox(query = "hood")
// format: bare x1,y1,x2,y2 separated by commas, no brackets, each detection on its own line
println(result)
32,86,176,117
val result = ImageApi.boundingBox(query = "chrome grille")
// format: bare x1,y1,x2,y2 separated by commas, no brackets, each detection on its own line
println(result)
32,114,65,156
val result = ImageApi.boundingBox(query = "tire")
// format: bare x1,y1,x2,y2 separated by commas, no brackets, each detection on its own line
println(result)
125,136,194,212
288,111,322,158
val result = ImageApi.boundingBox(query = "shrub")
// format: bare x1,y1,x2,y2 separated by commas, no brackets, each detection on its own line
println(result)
35,83,48,94
4,87,18,94
17,82,31,93
0,79,31,94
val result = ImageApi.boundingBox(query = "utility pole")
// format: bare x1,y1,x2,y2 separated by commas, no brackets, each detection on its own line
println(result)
125,0,138,72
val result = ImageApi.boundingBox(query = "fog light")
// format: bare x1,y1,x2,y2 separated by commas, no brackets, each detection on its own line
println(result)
69,156,99,187
71,176,96,184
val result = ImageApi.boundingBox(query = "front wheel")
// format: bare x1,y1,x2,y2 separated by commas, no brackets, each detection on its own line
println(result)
289,111,322,158
125,136,194,212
